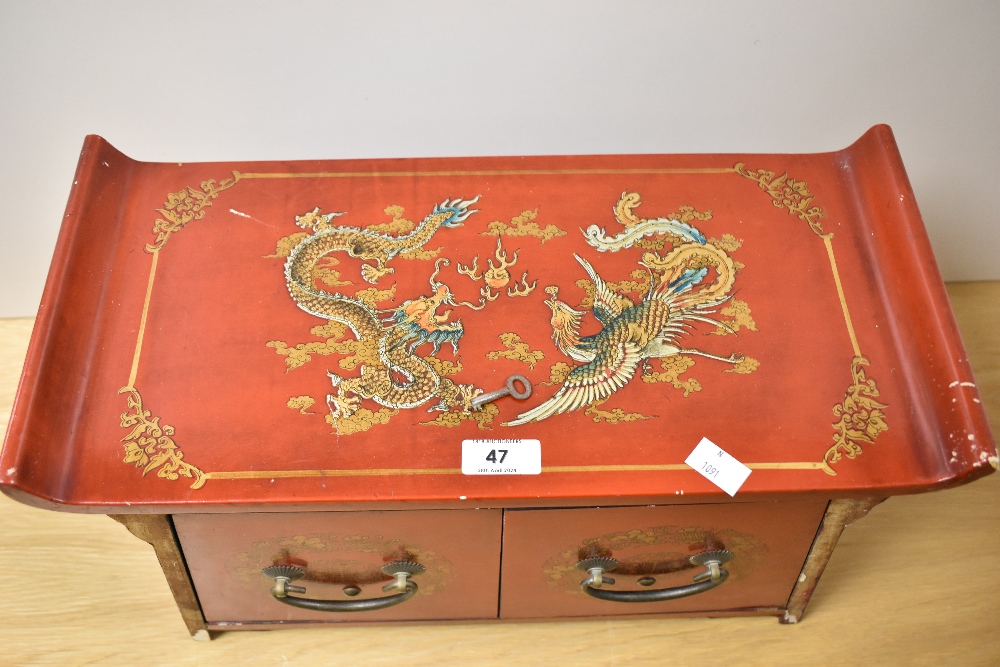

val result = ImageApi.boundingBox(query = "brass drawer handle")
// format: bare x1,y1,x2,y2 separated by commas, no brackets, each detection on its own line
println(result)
576,550,733,603
261,561,424,612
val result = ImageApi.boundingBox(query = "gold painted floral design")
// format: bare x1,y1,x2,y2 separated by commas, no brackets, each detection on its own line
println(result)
118,387,205,488
734,163,825,236
824,356,888,471
147,173,240,251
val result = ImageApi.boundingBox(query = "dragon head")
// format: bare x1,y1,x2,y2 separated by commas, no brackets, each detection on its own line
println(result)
295,207,345,232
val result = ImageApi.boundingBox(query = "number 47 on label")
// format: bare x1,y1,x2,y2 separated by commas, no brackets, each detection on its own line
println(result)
485,449,508,464
462,439,541,475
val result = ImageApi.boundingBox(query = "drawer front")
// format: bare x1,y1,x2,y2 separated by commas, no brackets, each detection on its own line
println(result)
174,509,501,624
499,501,827,619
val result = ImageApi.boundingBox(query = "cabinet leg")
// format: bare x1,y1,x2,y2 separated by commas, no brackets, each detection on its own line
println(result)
109,514,210,640
782,497,885,624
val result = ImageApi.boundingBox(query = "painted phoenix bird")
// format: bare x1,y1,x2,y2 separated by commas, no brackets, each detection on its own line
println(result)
507,245,744,426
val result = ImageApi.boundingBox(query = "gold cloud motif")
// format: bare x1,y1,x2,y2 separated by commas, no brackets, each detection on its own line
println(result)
365,204,417,235
640,356,702,397
539,361,572,386
325,407,399,435
712,299,758,336
481,208,566,244
724,356,760,374
287,396,316,414
485,333,545,370
265,232,309,258
422,403,499,430
584,403,653,424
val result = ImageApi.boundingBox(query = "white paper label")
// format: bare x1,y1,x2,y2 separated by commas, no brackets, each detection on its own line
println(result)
462,439,541,475
684,437,751,496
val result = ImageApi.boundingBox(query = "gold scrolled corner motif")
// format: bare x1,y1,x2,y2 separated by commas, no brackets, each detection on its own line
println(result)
733,163,825,236
146,172,241,252
734,163,890,474
118,386,206,489
822,356,888,475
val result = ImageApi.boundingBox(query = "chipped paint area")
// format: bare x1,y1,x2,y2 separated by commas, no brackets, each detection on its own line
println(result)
5,467,14,476
973,450,1000,469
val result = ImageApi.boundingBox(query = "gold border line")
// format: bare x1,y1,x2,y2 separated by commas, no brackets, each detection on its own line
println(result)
236,168,736,179
121,163,857,488
203,462,827,481
821,233,862,358
127,249,159,388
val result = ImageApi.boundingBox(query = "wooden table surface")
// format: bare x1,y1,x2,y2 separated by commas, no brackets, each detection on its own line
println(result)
1,282,998,666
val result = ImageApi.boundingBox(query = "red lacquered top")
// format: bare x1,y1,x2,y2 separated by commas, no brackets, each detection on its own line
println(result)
1,126,995,513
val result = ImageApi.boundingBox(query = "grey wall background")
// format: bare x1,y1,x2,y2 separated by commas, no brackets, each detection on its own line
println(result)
1,1,998,318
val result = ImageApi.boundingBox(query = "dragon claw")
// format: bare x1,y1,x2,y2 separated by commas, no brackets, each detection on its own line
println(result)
361,263,394,284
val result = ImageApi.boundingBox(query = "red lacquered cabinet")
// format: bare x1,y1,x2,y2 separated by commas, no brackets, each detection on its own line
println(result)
1,127,995,637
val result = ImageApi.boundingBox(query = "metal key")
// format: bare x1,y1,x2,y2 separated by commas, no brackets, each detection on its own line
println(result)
470,374,532,411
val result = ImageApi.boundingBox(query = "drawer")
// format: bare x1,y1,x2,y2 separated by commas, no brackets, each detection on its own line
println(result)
175,502,828,626
499,501,828,619
174,509,502,624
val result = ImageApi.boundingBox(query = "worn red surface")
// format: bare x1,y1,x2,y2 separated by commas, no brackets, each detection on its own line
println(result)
1,126,995,512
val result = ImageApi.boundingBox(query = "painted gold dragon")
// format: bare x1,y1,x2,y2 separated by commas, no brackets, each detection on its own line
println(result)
293,196,482,285
284,196,487,418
